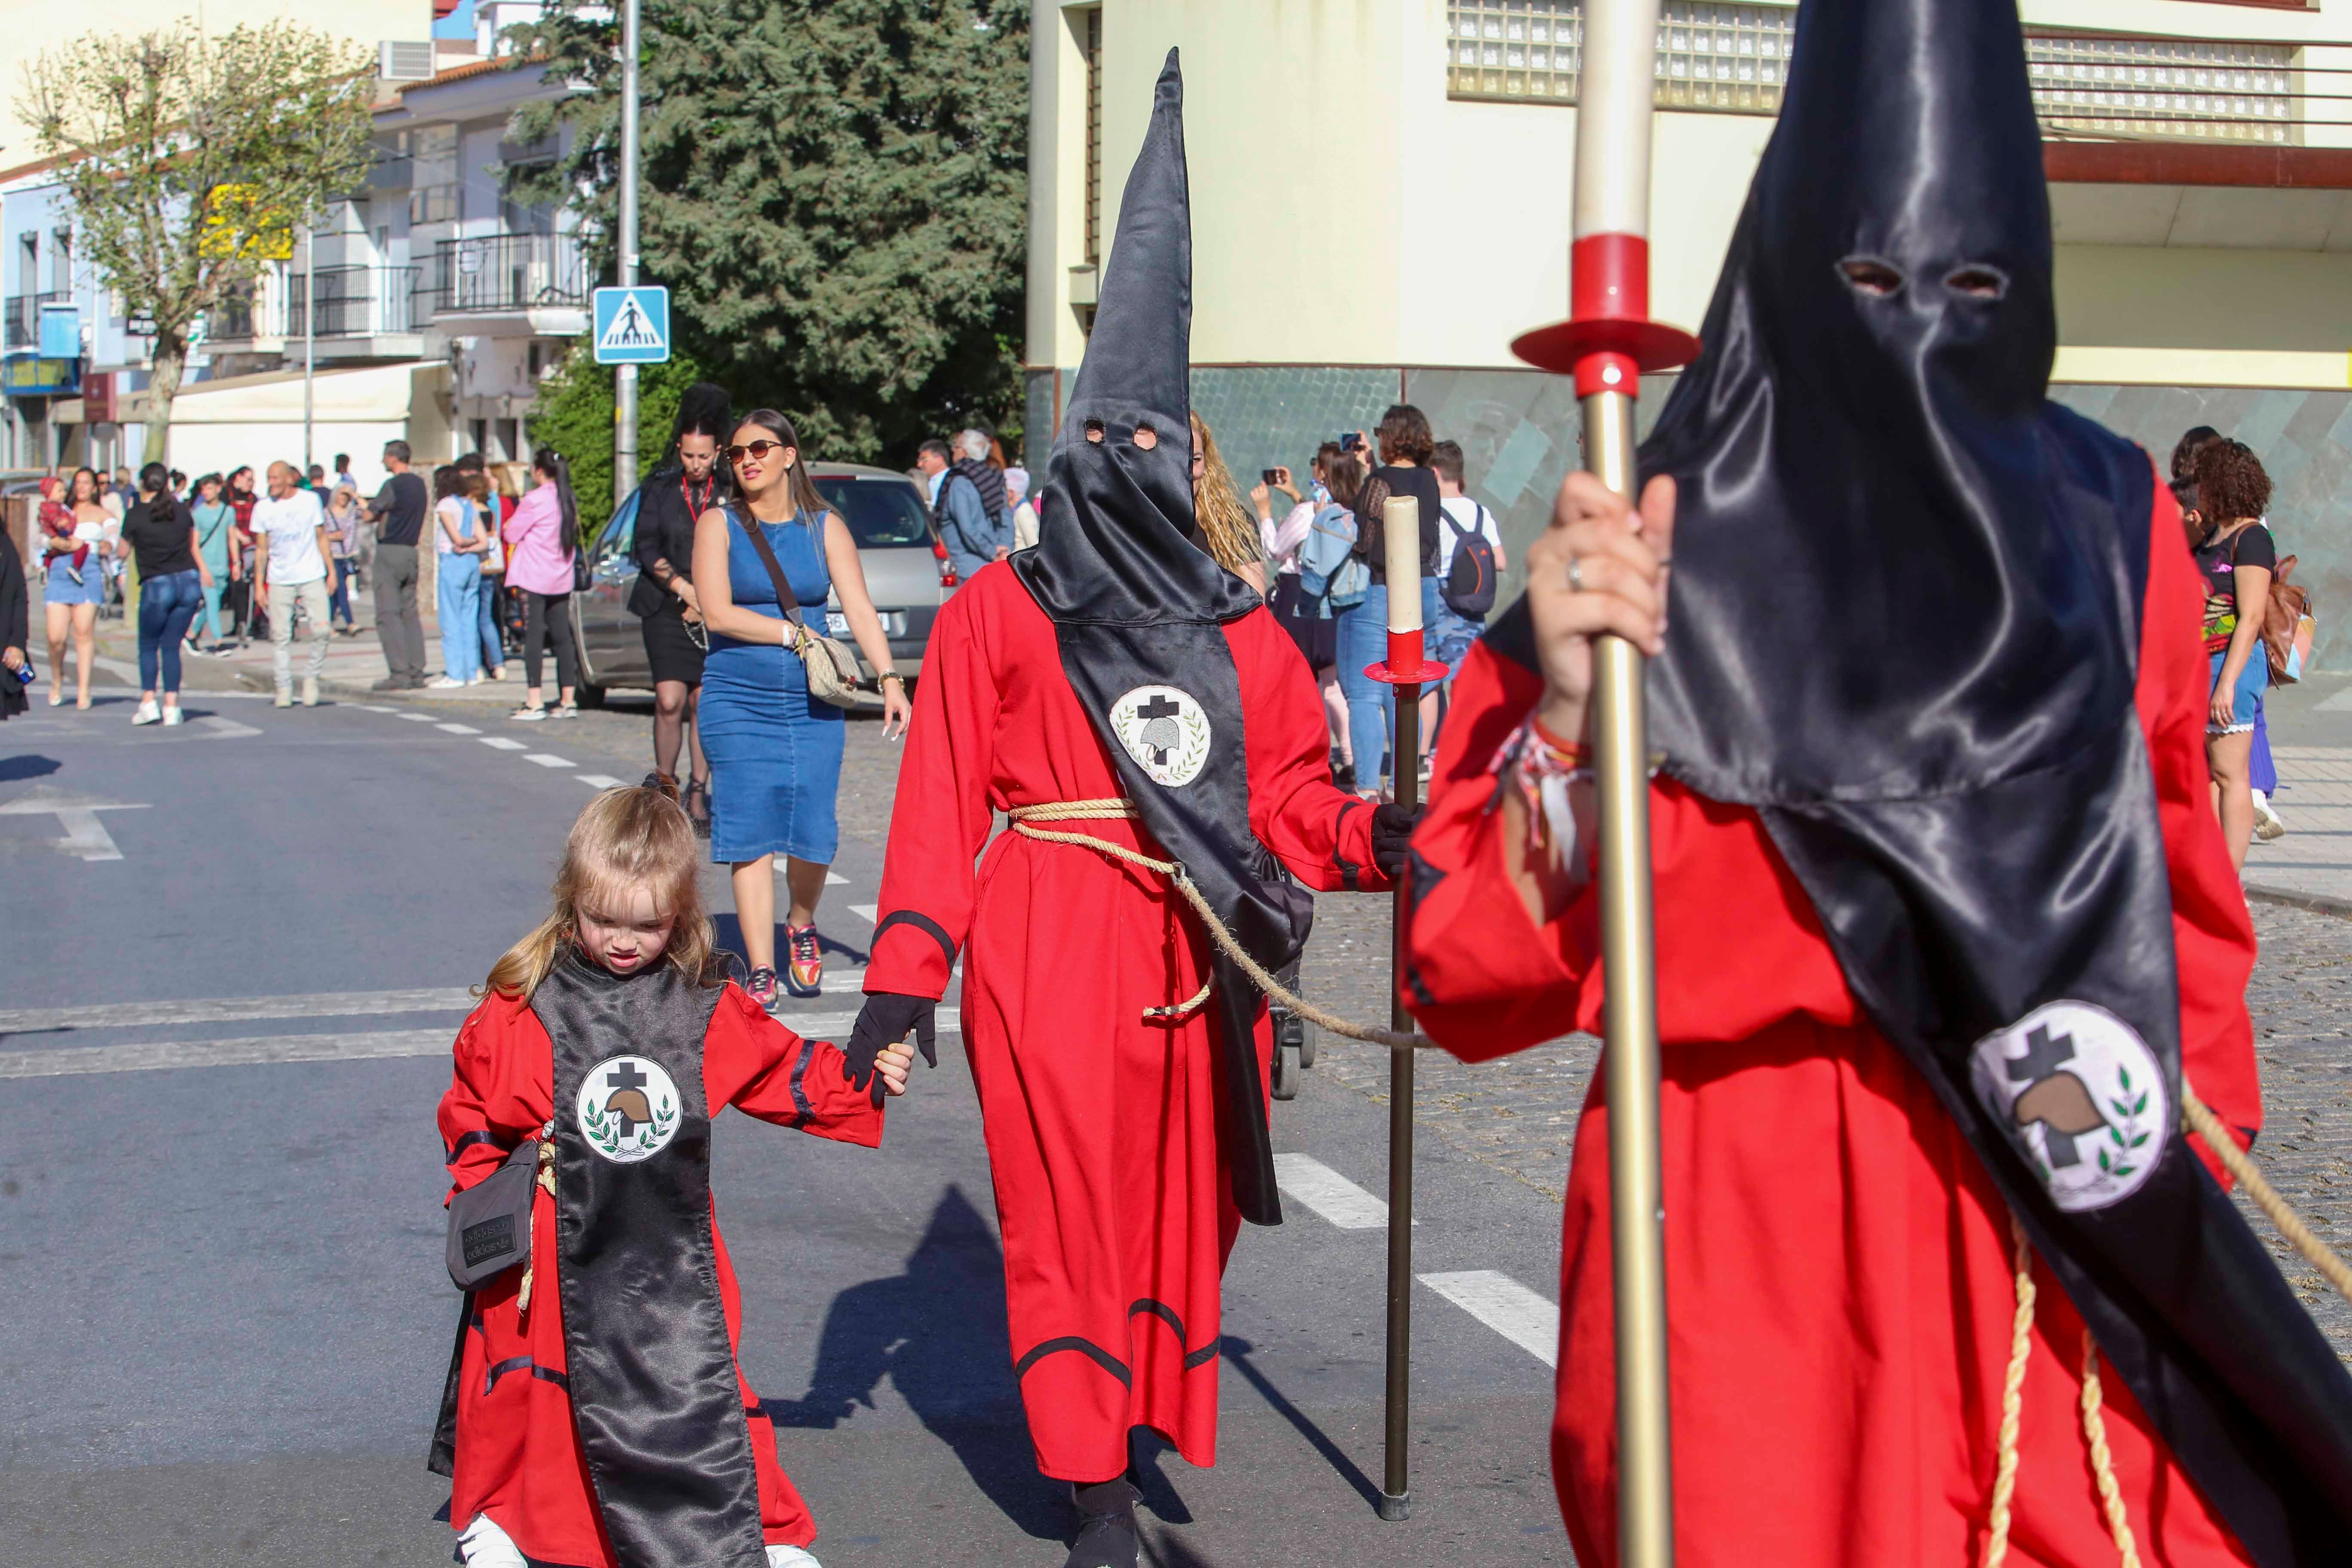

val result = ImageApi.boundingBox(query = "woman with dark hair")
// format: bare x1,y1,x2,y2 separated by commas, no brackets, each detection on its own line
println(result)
2191,437,2275,873
225,465,261,643
692,410,911,1008
123,460,209,726
503,449,584,720
628,381,732,831
0,517,28,723
1334,403,1444,797
42,467,114,709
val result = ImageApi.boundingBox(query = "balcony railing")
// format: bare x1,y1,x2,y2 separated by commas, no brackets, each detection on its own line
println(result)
415,231,587,317
1444,1,2315,144
289,266,420,338
4,291,68,353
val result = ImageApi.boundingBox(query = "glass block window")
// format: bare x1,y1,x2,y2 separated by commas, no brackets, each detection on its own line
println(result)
1084,7,1104,266
1444,1,2298,143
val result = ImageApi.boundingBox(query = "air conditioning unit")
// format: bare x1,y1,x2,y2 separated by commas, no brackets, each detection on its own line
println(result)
378,40,435,80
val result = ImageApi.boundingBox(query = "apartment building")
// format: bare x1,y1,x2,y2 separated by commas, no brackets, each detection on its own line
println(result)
1032,0,2352,662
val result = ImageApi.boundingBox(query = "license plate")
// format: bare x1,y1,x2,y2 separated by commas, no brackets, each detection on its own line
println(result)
826,612,851,637
825,611,906,637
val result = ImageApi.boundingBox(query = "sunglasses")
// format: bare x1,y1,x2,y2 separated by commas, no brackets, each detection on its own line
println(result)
725,439,790,463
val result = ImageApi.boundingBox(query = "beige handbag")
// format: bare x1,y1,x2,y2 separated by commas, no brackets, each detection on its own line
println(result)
735,508,862,709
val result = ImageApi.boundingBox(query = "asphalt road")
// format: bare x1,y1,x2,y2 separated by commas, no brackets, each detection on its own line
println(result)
0,683,1568,1568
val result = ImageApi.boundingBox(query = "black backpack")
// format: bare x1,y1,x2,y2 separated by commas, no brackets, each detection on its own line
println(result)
1442,502,1498,618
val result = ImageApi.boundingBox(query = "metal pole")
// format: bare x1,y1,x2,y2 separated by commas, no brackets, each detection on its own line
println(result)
302,222,316,476
1380,683,1421,1522
1582,389,1673,1568
613,0,642,502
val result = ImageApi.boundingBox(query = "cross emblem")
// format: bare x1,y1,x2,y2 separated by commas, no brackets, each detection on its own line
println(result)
2007,1023,2089,1168
606,1062,649,1095
1134,694,1184,765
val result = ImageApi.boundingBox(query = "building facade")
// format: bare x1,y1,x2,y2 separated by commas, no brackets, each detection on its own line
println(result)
1029,0,2352,665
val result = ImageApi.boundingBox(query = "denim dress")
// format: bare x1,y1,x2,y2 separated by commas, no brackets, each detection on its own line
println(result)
697,508,844,864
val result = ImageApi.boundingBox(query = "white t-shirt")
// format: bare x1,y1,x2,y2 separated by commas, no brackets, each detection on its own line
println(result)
251,489,328,585
1438,495,1501,576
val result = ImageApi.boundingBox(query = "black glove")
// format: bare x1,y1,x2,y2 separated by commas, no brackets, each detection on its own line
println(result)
1370,801,1422,879
845,992,939,1108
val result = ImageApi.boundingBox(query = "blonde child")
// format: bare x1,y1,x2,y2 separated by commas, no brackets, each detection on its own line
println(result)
429,787,911,1568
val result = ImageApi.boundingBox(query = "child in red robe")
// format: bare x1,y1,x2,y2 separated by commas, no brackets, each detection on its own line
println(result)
431,787,911,1568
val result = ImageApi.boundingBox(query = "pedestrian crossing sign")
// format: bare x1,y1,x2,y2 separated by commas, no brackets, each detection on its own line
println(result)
592,285,671,364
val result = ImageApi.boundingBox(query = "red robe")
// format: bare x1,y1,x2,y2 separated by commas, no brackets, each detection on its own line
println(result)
437,980,881,1565
866,561,1389,1481
1406,485,2266,1565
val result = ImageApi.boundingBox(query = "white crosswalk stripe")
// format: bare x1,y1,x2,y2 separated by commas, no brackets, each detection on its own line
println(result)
0,988,478,1035
524,754,573,769
1420,1271,1560,1367
478,736,527,750
576,774,625,788
1273,1152,1398,1229
436,723,480,735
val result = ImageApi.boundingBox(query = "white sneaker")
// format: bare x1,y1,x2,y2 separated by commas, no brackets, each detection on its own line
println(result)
467,671,486,685
427,675,467,690
161,706,185,726
2252,790,2287,842
131,698,161,725
457,1513,528,1567
301,676,320,707
766,1547,823,1568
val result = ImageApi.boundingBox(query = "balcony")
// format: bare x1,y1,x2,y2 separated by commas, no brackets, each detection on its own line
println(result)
4,291,68,354
415,231,590,336
203,266,425,359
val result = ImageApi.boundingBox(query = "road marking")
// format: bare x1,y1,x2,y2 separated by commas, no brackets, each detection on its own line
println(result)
577,774,624,788
478,736,528,750
848,903,879,922
0,794,153,861
1420,1271,1559,1367
353,704,400,714
0,1009,959,1078
397,711,435,722
195,714,263,739
1273,1152,1396,1230
524,753,574,769
0,987,477,1036
2318,687,2352,714
826,871,850,885
436,723,481,735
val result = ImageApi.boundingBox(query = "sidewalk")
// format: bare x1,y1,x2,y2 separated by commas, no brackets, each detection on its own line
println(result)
2247,745,2352,914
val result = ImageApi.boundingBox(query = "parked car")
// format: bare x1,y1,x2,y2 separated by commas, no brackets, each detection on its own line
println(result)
572,462,953,702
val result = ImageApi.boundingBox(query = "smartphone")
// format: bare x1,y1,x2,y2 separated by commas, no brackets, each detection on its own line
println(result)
1262,469,1282,486
1338,433,1364,453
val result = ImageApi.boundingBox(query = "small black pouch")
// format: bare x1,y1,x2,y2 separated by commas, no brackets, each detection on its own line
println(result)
446,1139,539,1289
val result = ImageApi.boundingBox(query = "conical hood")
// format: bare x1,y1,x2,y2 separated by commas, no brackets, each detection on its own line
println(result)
1017,48,1260,626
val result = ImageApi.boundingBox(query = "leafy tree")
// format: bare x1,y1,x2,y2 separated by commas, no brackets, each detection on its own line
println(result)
507,0,1027,464
530,346,728,530
16,23,377,463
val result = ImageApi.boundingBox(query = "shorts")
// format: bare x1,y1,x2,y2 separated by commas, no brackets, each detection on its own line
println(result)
2207,649,2266,736
1430,603,1485,671
43,556,105,606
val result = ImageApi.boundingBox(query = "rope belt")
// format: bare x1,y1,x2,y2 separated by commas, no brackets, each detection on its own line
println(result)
1005,799,1433,1047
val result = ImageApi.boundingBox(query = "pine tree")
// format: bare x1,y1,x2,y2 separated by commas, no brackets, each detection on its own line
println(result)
509,0,1028,465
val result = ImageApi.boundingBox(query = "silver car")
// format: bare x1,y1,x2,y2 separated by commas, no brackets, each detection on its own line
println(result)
572,461,952,701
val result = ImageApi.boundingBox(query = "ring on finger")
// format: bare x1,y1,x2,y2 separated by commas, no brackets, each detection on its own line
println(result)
1566,554,1587,593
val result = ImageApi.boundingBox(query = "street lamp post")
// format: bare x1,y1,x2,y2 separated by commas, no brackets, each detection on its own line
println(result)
614,0,642,502
303,220,316,478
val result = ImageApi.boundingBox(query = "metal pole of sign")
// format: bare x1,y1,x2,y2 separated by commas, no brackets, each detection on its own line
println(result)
613,0,642,503
1505,0,1697,1561
303,221,316,478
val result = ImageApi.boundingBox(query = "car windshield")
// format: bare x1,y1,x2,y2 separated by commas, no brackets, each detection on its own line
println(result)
595,490,639,562
814,476,931,549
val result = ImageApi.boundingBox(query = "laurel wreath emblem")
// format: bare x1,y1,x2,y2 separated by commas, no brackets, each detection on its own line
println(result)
2095,1064,2153,1182
1168,709,1210,784
580,1092,678,1158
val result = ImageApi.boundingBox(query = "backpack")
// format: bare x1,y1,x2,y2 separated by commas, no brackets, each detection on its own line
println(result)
1441,502,1498,618
2263,552,2316,685
1297,504,1369,611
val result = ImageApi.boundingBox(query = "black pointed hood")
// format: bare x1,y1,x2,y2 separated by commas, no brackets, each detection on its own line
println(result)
1494,0,2352,1555
1016,49,1261,626
1010,49,1308,1228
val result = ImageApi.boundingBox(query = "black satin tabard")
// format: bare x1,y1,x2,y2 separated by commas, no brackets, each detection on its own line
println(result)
1011,51,1308,1227
1487,0,2352,1554
537,955,764,1568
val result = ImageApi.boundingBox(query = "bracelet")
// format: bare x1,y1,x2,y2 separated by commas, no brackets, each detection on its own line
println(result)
876,670,906,686
1488,714,1591,876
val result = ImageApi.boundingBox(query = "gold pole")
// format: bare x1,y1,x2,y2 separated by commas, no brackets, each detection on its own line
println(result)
1581,388,1674,1568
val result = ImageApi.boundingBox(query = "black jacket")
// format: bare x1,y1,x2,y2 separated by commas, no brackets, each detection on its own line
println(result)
0,527,27,719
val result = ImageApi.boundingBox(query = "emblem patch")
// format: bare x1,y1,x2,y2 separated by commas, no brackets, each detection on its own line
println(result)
576,1055,682,1164
1109,684,1212,788
1969,1001,2166,1213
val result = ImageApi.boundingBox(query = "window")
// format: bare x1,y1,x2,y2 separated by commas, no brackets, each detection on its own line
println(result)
51,229,70,294
812,476,934,549
1083,7,1103,266
18,233,35,294
407,124,461,226
1442,1,2297,141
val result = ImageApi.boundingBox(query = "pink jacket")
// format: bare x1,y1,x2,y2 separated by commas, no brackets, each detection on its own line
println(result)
502,482,574,597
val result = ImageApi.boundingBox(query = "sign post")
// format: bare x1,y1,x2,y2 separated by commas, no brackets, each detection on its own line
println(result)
1509,1,1699,1562
614,0,645,502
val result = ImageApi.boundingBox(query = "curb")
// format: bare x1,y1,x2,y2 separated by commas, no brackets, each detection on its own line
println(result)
2246,883,2352,920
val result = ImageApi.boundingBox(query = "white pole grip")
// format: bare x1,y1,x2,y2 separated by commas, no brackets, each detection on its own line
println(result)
1573,0,1663,241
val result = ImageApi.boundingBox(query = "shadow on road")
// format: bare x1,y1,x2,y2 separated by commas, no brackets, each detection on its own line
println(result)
1218,1335,1382,1510
711,912,871,971
0,754,62,783
762,1185,1064,1541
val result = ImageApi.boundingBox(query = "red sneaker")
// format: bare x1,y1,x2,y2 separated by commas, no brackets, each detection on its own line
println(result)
784,924,823,999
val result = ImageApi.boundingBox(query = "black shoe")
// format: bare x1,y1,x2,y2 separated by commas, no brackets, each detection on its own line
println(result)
682,777,712,839
1064,1479,1140,1568
1332,760,1357,793
369,676,407,692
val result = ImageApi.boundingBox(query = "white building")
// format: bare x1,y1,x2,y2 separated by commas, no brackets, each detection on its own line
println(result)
1030,0,2352,662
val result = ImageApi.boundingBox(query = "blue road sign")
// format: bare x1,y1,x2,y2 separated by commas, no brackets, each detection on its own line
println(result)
592,285,671,364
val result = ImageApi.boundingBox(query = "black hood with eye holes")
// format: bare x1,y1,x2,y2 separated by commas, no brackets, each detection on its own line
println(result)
1012,49,1306,1228
1559,0,2352,1555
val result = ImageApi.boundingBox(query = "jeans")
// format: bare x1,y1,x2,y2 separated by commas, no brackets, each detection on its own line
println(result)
522,590,580,692
1333,579,1441,791
478,576,506,671
436,551,482,683
328,556,355,625
373,543,426,683
271,577,333,693
137,569,202,693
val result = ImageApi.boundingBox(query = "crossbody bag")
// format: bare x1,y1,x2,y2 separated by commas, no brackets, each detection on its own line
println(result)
733,507,862,709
